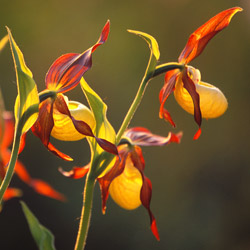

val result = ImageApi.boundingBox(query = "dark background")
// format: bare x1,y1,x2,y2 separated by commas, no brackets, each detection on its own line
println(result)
0,0,249,249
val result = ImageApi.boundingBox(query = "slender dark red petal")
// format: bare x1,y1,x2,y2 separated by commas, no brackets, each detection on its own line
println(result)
98,148,128,214
31,99,54,147
18,133,27,154
30,179,66,201
59,164,90,179
14,157,31,183
182,69,202,139
31,98,73,161
46,20,110,93
178,7,243,64
54,94,118,155
124,127,182,146
130,146,159,240
159,70,179,127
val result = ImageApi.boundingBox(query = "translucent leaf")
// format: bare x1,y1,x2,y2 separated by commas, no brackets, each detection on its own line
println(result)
7,27,39,134
21,201,56,250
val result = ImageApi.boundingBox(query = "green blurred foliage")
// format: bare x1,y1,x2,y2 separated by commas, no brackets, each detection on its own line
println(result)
0,0,249,249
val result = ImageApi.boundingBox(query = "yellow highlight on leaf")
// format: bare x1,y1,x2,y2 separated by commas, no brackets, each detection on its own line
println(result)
109,157,142,210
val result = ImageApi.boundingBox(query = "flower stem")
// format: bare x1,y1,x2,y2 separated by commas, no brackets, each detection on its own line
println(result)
74,170,96,250
0,125,21,203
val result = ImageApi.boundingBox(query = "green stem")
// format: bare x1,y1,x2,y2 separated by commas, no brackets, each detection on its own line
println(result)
0,125,21,203
74,168,96,250
153,62,184,78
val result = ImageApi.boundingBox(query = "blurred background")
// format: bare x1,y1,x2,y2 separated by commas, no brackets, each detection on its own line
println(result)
0,0,249,249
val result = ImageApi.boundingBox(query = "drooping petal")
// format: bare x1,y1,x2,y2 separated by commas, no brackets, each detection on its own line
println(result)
130,146,159,240
176,68,202,139
51,99,96,141
178,7,243,64
124,127,182,146
98,148,128,214
59,164,90,179
54,94,118,155
31,98,73,161
159,70,179,127
46,21,110,93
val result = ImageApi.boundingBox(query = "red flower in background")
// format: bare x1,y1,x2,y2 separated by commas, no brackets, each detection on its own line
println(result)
31,20,117,161
159,7,242,139
0,111,65,204
60,127,182,240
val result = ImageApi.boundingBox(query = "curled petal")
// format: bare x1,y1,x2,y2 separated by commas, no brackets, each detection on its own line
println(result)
124,127,182,146
46,20,110,93
51,99,96,141
59,164,90,179
178,7,243,64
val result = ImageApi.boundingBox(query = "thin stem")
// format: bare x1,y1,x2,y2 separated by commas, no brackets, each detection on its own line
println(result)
0,125,21,203
116,73,150,143
153,62,184,78
74,168,96,250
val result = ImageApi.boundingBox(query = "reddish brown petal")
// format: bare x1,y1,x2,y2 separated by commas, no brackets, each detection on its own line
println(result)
31,99,54,147
14,158,31,183
54,94,118,155
131,147,159,240
32,98,73,161
98,149,128,214
18,133,27,154
159,71,179,127
30,179,66,201
59,164,90,179
124,127,182,146
178,7,243,64
182,69,202,139
46,21,110,93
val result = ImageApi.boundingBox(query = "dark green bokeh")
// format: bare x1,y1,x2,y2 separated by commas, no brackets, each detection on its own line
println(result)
0,0,249,249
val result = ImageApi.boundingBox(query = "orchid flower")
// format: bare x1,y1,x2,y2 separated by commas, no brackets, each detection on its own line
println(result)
159,7,242,139
32,20,117,161
60,127,182,240
0,110,65,205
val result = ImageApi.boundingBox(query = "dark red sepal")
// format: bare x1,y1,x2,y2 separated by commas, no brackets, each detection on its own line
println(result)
130,146,160,240
54,94,118,155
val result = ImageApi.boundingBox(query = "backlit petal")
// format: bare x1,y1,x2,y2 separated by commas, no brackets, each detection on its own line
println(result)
178,7,243,64
46,21,110,93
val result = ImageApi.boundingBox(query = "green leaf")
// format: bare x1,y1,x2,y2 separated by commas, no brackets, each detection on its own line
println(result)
127,29,160,77
7,27,39,134
21,201,56,250
80,78,116,154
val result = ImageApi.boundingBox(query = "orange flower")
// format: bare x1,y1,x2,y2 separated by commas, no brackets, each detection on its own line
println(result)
0,111,65,204
159,7,242,139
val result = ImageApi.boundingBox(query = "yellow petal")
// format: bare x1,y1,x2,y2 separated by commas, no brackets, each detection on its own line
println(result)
51,99,95,141
109,158,142,210
174,71,228,119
